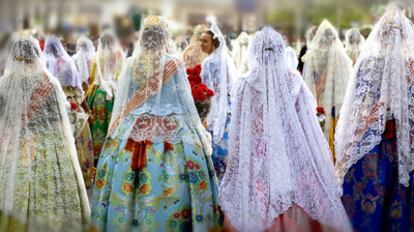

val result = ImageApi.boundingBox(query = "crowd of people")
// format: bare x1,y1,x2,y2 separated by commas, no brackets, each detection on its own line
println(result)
0,3,414,232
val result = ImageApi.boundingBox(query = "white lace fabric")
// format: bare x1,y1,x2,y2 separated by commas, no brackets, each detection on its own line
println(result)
219,27,351,232
335,6,414,187
302,20,353,138
231,31,251,74
183,24,208,68
345,28,365,64
44,36,83,89
72,35,95,84
94,30,125,99
110,16,212,156
285,46,298,70
0,35,90,229
201,22,236,143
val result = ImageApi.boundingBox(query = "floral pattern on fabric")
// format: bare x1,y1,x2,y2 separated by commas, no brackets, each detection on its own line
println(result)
209,113,230,182
342,120,414,232
91,114,222,231
76,125,95,188
86,84,114,163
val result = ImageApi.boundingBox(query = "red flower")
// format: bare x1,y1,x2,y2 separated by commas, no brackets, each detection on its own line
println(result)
190,83,214,102
188,74,202,85
173,212,181,219
206,88,214,97
186,68,194,76
39,39,45,51
316,106,325,115
187,160,195,169
70,101,78,111
193,64,202,75
194,91,207,102
181,209,191,219
186,64,214,103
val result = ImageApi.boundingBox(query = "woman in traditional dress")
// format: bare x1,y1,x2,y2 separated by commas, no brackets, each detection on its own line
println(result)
231,31,250,74
0,35,90,231
297,26,316,74
91,16,222,231
182,24,208,69
344,28,365,64
302,20,353,157
219,26,351,232
85,30,124,163
44,36,83,96
335,6,414,231
200,23,236,181
72,35,95,90
43,36,95,188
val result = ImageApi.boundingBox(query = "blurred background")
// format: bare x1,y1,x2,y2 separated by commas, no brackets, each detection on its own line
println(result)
0,0,413,53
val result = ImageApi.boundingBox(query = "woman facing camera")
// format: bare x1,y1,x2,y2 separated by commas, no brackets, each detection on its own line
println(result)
200,22,236,181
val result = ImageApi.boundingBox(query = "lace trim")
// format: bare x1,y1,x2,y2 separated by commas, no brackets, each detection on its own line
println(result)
128,115,182,144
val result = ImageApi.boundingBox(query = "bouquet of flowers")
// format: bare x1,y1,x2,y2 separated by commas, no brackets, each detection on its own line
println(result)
316,106,326,130
187,64,214,121
68,97,89,137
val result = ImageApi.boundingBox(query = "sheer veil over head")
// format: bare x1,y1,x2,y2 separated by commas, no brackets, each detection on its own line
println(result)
345,27,365,63
305,26,317,47
302,20,352,137
231,31,251,73
201,21,236,143
219,26,351,232
335,5,414,187
182,24,208,68
94,30,124,99
110,16,211,152
44,35,82,88
110,15,170,125
73,35,95,83
0,35,90,227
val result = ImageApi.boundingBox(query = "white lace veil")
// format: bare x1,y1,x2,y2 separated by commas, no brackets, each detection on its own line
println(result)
182,24,209,68
94,30,125,99
231,31,250,74
109,16,211,153
285,46,298,70
0,35,89,228
345,28,365,63
0,33,12,76
335,5,414,187
219,26,351,232
72,35,95,84
44,36,82,88
201,22,236,143
305,26,317,47
302,20,353,137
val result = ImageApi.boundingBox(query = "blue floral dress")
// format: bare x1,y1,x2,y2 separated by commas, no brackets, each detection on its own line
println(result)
91,57,222,231
201,52,232,181
342,120,414,232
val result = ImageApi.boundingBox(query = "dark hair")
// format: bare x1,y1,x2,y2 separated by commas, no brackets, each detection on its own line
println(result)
203,30,220,48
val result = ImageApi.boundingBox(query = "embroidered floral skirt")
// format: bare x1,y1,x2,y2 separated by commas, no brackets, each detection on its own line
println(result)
91,114,222,231
86,85,114,164
75,125,94,188
209,113,230,182
342,120,414,232
0,130,90,231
